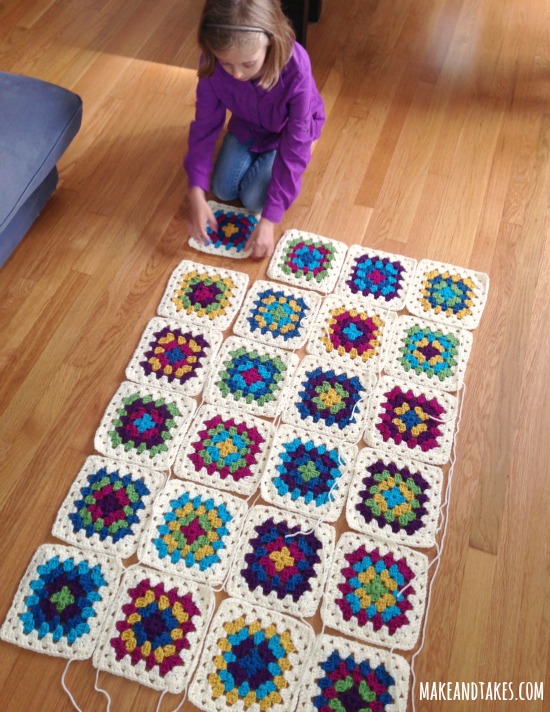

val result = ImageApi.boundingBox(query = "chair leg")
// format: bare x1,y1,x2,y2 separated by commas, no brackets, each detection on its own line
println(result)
309,0,323,23
281,0,310,47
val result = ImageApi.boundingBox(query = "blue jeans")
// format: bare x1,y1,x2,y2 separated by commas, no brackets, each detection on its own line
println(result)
211,132,276,214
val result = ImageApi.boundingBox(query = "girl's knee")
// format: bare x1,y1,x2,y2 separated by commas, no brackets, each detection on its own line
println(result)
211,172,238,202
239,188,265,214
239,152,275,213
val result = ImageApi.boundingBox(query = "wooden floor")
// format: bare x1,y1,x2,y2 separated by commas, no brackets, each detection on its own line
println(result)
1,1,549,710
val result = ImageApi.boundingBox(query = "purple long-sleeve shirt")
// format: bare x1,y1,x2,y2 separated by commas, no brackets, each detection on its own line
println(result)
184,41,325,223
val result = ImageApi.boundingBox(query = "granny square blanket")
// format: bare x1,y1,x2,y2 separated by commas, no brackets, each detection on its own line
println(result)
203,335,299,419
173,403,273,497
51,455,165,559
157,259,249,331
345,448,443,549
267,229,348,293
126,316,223,398
92,565,214,693
188,201,259,258
137,479,248,587
306,293,397,372
296,633,411,712
321,532,429,651
405,259,490,330
0,543,121,660
260,423,357,522
94,381,196,470
335,245,417,310
364,376,458,466
0,246,491,709
188,597,314,712
384,314,473,392
281,355,376,443
232,279,322,350
226,505,336,618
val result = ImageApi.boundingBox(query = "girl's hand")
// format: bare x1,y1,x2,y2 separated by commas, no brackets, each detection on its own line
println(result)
249,218,275,259
188,186,217,244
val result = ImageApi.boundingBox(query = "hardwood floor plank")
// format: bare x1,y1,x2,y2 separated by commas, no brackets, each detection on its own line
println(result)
446,547,497,684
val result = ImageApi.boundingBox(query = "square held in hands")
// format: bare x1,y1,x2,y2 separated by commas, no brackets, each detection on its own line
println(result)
188,201,259,258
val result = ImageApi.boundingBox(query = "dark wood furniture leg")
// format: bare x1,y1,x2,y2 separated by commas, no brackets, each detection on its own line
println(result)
281,0,310,47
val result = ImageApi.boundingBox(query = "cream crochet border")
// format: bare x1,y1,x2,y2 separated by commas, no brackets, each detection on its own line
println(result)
157,259,249,331
125,315,223,398
52,455,165,560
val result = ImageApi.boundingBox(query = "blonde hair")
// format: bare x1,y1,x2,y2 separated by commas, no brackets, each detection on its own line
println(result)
197,0,295,90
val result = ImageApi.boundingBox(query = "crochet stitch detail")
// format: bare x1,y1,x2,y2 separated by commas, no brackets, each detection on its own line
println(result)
335,245,417,310
267,229,348,293
296,634,410,712
126,316,223,397
405,259,489,330
204,335,299,419
174,404,273,497
0,544,121,660
306,293,397,371
384,314,474,392
94,381,195,470
321,533,428,650
188,598,313,712
52,455,165,559
188,201,259,258
346,449,443,549
282,355,375,443
227,506,335,618
138,480,247,587
92,565,214,693
158,259,249,331
261,423,357,522
233,279,322,350
364,376,458,465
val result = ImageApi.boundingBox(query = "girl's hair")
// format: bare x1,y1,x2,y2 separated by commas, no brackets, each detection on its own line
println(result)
197,0,295,90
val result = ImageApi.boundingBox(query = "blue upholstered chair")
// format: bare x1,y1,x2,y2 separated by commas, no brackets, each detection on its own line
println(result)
0,72,83,267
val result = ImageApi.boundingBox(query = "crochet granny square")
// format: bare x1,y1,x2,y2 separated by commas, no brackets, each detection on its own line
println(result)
306,294,397,372
267,229,348,293
92,565,214,693
157,259,249,331
364,376,458,466
173,404,273,497
232,279,322,350
384,314,473,392
188,201,260,258
203,335,299,419
188,597,314,712
405,259,490,330
94,381,196,470
297,633,411,712
321,532,428,650
226,505,335,618
346,449,443,549
52,455,165,560
260,424,357,522
138,479,247,587
281,355,375,443
335,245,417,310
126,316,223,398
0,543,121,660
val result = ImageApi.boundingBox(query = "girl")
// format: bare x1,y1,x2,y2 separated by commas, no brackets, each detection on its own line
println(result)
184,0,325,258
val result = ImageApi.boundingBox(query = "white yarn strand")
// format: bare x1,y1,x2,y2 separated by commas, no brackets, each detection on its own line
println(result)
408,381,467,711
94,669,112,712
61,660,85,712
